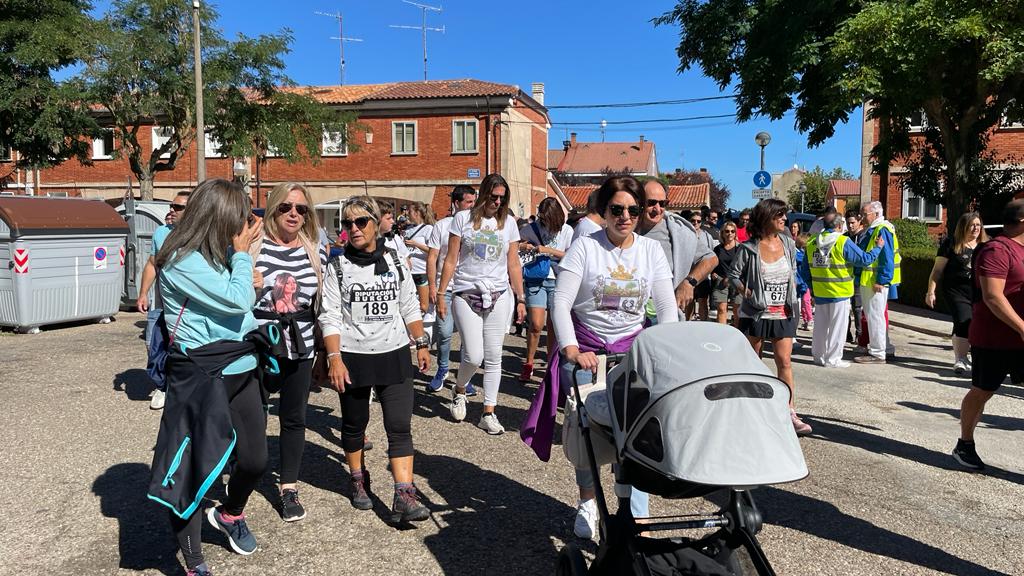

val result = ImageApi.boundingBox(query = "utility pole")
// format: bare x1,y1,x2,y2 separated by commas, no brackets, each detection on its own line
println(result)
315,10,363,85
192,0,206,182
390,1,444,81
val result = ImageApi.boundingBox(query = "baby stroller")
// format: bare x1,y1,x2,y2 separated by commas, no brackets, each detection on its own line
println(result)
557,322,808,576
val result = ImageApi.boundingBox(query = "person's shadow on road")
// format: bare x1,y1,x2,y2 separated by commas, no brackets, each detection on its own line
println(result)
92,462,182,575
113,368,157,402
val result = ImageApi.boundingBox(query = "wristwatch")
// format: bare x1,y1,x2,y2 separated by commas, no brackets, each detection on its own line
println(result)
684,276,698,287
414,335,430,349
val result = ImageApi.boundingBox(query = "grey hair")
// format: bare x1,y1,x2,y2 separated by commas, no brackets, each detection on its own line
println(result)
342,196,382,237
865,201,884,218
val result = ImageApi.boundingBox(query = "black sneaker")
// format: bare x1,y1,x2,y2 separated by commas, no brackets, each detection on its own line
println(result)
952,439,986,471
280,489,306,522
391,485,429,523
350,471,372,510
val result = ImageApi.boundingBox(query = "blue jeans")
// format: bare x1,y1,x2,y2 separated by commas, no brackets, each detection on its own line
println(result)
434,291,455,371
561,358,649,518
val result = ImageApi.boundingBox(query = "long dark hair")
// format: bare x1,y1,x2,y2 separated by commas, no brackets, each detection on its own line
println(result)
471,173,512,230
594,175,645,215
535,197,565,237
156,179,250,270
749,198,788,241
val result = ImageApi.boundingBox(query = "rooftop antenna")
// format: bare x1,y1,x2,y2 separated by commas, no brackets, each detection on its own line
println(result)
315,10,363,85
389,1,444,81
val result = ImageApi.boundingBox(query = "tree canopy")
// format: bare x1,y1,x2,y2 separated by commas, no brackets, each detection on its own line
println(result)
656,0,1024,225
787,166,853,216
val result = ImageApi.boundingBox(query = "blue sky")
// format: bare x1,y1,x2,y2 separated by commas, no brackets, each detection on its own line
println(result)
94,0,864,209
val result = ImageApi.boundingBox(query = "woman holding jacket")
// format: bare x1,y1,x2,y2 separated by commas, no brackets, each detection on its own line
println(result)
728,198,811,436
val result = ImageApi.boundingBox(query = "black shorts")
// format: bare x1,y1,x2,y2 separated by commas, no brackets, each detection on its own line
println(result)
970,346,1024,392
739,316,797,340
694,279,712,299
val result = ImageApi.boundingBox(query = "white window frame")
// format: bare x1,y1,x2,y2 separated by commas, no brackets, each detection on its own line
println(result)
392,121,417,155
151,126,174,159
902,184,943,223
204,132,224,158
322,126,348,157
92,129,115,160
452,119,479,154
1000,101,1024,129
907,110,927,132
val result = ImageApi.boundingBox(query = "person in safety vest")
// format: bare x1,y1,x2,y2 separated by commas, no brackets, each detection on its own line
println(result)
799,212,884,368
854,201,901,364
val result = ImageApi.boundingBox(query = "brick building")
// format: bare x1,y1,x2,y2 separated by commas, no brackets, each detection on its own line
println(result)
0,79,552,221
560,183,710,212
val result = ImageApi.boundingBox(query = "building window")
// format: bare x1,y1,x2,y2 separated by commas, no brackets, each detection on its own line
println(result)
903,188,942,222
152,126,174,158
1000,100,1024,129
322,127,348,156
452,119,478,153
92,130,115,159
204,132,224,158
392,121,417,155
0,145,11,162
906,110,928,132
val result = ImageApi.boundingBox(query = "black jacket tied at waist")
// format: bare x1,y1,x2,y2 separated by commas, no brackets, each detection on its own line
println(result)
253,307,313,357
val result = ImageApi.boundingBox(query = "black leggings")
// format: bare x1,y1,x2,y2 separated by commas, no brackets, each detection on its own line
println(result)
170,370,267,570
265,357,313,485
339,381,414,458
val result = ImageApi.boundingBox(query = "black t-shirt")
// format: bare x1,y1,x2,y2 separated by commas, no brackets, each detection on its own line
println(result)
939,238,975,294
713,243,738,279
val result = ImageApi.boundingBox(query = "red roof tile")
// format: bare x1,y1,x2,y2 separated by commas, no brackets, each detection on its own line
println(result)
827,179,860,197
274,79,521,105
561,183,709,211
548,149,565,170
552,141,656,175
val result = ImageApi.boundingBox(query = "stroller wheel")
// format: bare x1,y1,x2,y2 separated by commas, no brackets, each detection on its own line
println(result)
555,543,589,576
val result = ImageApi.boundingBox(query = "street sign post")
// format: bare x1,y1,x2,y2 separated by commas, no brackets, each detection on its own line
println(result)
752,188,773,200
753,170,772,189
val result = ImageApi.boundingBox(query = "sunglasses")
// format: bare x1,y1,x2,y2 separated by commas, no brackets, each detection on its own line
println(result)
170,203,187,212
722,229,736,234
277,202,310,216
488,194,506,204
646,199,668,208
690,218,702,224
608,204,641,219
340,216,373,230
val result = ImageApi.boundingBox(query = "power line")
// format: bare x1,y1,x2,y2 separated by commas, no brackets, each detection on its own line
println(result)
546,95,736,110
548,113,737,126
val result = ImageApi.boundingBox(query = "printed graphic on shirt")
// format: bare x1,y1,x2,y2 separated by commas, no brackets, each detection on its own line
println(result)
272,272,301,313
464,227,505,262
350,271,400,324
592,264,647,317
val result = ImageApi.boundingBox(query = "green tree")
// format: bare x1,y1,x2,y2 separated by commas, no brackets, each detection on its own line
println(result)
787,166,853,215
0,0,99,176
655,0,1024,226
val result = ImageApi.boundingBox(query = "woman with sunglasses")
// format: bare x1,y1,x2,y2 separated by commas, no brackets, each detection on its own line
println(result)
549,175,677,539
437,173,527,435
728,198,811,435
247,182,326,522
711,220,742,327
320,196,432,525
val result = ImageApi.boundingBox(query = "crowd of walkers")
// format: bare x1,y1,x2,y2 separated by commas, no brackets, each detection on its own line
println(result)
138,171,1023,575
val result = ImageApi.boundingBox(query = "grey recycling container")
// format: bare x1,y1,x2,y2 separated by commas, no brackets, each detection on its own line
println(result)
0,197,129,333
115,197,170,308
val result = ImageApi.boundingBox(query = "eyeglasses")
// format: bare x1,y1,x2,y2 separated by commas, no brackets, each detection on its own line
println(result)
608,204,641,219
170,203,187,212
277,202,310,216
646,199,668,208
340,216,373,230
489,194,505,205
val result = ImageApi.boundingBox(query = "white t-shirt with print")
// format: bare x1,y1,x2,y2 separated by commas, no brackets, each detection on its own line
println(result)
427,215,453,286
449,211,520,293
558,231,672,343
519,222,573,279
404,223,434,275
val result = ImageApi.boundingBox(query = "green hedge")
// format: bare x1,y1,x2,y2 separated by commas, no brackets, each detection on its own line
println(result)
897,246,947,312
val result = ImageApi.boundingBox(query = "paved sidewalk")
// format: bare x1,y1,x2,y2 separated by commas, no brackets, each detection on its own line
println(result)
888,302,952,339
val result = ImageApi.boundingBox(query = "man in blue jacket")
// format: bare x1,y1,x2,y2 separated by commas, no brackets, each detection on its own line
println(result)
854,201,901,364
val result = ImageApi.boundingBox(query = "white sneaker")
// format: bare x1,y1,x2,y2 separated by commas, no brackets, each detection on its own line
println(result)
450,391,467,422
953,359,968,375
150,389,166,410
477,412,505,435
828,360,851,369
573,498,598,540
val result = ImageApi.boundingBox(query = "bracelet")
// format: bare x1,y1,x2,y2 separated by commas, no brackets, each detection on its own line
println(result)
413,335,430,349
326,351,341,359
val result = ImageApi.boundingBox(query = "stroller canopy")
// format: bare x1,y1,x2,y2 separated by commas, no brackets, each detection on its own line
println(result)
602,322,808,488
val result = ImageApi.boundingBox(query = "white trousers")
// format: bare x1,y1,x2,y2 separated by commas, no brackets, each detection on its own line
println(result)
452,290,514,407
811,299,851,367
860,285,894,359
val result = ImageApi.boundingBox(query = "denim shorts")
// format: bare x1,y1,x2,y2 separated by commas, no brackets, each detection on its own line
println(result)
525,277,556,310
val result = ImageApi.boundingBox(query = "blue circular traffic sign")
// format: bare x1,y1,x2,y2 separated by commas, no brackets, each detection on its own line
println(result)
753,171,772,189
94,247,107,260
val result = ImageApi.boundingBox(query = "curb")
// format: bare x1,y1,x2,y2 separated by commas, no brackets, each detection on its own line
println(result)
889,318,949,339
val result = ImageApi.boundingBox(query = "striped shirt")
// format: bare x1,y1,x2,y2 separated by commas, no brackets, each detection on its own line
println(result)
254,239,328,360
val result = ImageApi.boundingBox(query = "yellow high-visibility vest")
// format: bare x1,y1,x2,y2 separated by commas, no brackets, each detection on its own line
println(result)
860,221,901,287
806,233,854,298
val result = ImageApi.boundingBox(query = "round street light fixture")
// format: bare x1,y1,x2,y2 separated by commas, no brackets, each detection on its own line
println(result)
754,131,772,147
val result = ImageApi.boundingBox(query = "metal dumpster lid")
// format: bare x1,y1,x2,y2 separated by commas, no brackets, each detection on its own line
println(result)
0,197,130,239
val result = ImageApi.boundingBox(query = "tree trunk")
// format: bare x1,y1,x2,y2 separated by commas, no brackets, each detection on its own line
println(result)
139,174,154,201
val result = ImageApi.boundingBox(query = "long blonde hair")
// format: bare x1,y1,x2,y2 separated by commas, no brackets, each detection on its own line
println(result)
251,182,324,308
952,211,987,255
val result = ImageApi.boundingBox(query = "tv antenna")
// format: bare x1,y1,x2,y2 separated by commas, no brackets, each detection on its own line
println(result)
315,10,363,85
389,1,444,81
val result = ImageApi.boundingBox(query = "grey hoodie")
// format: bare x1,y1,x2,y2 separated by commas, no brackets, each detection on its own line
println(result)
648,212,716,290
728,233,799,321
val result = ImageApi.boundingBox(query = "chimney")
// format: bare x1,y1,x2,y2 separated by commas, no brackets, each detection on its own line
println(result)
531,82,545,106
570,132,577,146
639,135,645,144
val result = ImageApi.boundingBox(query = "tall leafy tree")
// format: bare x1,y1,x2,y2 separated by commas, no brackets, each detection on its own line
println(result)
0,0,99,177
787,166,853,216
656,0,1024,225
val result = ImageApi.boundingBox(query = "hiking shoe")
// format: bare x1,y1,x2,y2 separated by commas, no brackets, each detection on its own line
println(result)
518,363,534,383
280,489,306,522
206,507,257,556
450,390,467,422
391,485,430,523
350,471,373,510
363,436,374,452
150,389,165,410
952,439,985,471
854,355,885,364
465,382,478,397
953,360,968,375
573,498,598,540
427,367,448,392
185,567,212,576
790,410,813,436
477,412,505,435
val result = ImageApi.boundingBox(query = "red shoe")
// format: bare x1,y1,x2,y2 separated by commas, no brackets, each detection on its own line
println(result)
518,363,534,382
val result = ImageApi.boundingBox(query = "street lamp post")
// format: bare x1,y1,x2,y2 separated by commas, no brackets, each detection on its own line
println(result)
192,0,206,183
799,181,807,213
754,131,771,171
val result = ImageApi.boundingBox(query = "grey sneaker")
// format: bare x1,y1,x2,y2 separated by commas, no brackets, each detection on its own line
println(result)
450,390,467,422
206,507,257,555
150,389,166,410
350,471,372,510
477,412,505,435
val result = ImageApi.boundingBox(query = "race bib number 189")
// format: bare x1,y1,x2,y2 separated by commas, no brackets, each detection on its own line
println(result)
350,283,398,323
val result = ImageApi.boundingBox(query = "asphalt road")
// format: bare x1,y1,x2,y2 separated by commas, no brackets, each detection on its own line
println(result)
0,313,1021,575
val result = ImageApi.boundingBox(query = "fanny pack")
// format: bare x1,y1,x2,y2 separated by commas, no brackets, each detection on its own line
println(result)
458,290,505,314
